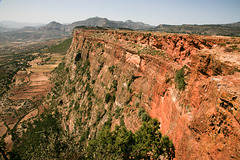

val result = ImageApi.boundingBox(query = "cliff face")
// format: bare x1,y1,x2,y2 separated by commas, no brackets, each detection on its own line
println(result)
49,28,240,159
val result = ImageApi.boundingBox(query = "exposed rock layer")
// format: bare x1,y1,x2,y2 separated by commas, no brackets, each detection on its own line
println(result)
60,28,240,159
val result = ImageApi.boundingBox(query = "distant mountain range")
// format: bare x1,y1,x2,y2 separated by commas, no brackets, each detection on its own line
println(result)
0,17,240,41
38,17,240,37
0,21,44,29
39,17,154,32
0,21,44,33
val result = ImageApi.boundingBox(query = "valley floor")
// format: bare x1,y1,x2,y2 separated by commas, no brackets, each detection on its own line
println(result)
0,52,64,151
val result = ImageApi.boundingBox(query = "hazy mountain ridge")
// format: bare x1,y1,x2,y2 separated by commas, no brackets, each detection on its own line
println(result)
0,17,155,42
153,21,240,36
0,17,239,43
39,21,66,31
223,21,240,27
1,18,240,32
0,26,11,32
40,17,154,32
0,21,44,29
38,18,240,37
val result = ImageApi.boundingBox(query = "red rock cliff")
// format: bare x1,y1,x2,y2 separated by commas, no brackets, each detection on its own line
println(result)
67,28,240,159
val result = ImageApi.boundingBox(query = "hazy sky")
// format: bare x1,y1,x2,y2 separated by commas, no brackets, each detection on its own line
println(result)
0,0,239,25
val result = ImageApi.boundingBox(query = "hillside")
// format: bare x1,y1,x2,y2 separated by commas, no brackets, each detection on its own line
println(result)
154,22,240,37
1,28,240,159
53,28,240,159
39,21,66,31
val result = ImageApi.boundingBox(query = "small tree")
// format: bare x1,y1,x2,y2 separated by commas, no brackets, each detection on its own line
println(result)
174,66,186,91
108,65,115,74
105,93,111,103
0,140,8,160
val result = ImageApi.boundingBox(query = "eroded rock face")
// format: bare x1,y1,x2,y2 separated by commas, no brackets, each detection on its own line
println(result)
63,29,240,159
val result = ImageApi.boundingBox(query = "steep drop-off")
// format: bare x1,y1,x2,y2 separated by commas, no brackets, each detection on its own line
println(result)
44,28,240,159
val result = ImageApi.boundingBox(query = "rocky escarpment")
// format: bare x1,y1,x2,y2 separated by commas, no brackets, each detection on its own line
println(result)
47,28,240,159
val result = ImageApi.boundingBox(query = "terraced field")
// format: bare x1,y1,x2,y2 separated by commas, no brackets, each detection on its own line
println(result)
9,53,63,100
0,52,64,151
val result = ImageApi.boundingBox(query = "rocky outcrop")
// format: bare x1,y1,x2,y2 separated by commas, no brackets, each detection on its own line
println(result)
53,28,240,159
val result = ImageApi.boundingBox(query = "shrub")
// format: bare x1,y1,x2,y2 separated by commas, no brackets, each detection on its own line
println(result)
230,45,238,50
174,66,186,91
125,96,132,105
108,65,115,74
112,94,116,102
85,59,90,67
65,67,69,73
224,47,233,52
105,93,115,103
75,52,81,63
80,128,90,142
91,79,95,84
71,86,76,93
138,107,145,117
86,119,175,159
74,102,79,110
135,102,140,107
111,80,118,90
141,112,150,122
218,43,226,47
120,118,125,127
97,62,104,73
115,107,122,119
138,107,150,122
105,93,111,103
